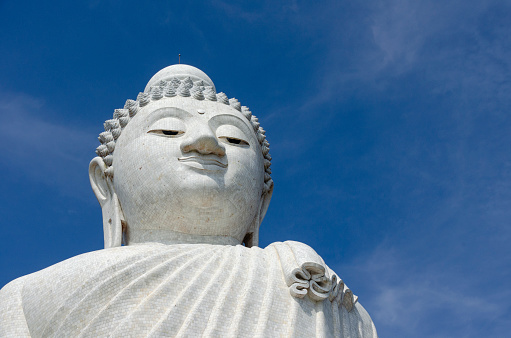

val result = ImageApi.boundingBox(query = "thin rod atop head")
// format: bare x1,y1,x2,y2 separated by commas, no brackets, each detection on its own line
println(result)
178,54,181,64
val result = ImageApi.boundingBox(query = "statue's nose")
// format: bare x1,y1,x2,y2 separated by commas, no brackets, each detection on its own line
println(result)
180,125,226,157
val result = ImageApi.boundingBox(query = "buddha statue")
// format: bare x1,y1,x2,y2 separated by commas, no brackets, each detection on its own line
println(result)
0,65,377,337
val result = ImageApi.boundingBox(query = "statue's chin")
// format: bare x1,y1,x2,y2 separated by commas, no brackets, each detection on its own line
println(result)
117,178,259,245
121,194,256,245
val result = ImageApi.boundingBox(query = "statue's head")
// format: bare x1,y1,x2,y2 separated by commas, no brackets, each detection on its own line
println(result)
89,65,273,248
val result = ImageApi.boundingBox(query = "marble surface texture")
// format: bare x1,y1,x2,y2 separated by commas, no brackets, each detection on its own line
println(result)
0,64,377,337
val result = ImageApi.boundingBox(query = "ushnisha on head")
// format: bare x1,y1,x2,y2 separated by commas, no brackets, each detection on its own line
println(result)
89,64,273,249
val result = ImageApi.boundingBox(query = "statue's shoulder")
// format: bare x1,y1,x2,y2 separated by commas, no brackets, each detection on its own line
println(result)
0,275,32,337
0,273,28,301
265,240,378,337
265,241,351,300
0,244,164,336
264,240,331,281
265,240,325,263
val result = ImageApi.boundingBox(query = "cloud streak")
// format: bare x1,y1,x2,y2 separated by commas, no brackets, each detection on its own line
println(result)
0,92,97,198
336,244,511,337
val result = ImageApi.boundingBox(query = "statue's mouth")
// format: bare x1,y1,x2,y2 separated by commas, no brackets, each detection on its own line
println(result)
178,156,228,169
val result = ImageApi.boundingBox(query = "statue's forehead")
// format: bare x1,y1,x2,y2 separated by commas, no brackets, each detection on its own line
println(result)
136,96,249,123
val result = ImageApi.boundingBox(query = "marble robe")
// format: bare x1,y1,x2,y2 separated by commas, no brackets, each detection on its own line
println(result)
0,241,377,337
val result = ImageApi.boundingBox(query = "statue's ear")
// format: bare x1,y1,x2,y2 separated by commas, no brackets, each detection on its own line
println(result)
244,183,273,248
259,183,273,225
89,157,123,249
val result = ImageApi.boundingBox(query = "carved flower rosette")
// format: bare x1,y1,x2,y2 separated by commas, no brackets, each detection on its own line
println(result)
286,262,358,312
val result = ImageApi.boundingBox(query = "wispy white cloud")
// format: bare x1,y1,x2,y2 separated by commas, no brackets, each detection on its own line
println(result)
211,0,299,23
336,244,511,337
211,1,264,23
295,0,511,108
0,92,97,198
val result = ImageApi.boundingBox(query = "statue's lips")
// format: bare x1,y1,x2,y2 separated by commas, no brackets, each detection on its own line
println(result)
178,156,228,169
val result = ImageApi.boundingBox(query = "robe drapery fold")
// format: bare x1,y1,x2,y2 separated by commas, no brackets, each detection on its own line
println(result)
0,242,377,337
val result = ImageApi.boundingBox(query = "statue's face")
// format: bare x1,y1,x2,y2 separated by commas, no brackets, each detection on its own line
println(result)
113,97,265,243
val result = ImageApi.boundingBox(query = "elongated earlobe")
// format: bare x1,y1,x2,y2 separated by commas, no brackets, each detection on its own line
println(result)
244,184,273,248
89,157,123,248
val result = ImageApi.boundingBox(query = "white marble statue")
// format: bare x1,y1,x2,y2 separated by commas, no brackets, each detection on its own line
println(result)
0,65,377,337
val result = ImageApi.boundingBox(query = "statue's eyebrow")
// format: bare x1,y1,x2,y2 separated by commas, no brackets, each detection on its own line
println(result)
209,113,255,138
146,107,192,124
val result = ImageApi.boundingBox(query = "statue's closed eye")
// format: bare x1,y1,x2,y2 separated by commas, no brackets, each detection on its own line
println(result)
162,130,179,136
148,129,184,137
215,125,249,147
220,137,249,146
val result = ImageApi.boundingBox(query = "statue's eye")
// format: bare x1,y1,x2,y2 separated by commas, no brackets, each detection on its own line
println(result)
148,129,184,137
221,137,249,146
216,125,249,147
148,117,186,137
226,137,241,144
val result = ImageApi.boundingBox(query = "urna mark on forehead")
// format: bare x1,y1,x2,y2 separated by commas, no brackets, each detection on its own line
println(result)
94,64,273,194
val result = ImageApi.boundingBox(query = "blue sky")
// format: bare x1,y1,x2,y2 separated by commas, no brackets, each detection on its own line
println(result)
1,1,510,336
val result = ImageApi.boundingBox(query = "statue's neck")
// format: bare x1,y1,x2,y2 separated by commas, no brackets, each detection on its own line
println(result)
126,228,240,246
